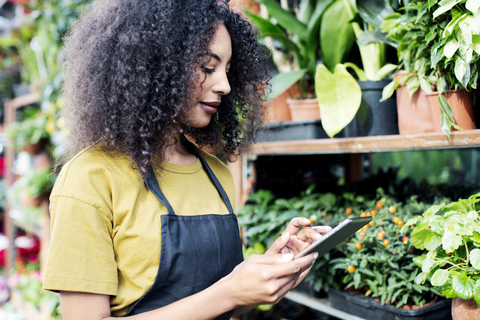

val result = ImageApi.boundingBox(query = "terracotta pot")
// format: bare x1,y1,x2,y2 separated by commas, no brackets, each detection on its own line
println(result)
22,138,47,155
230,0,260,15
426,89,475,132
262,86,294,123
394,72,436,134
287,98,320,121
19,192,44,207
452,298,480,320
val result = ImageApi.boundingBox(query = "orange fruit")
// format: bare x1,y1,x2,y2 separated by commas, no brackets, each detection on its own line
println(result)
389,206,396,213
348,266,355,273
346,208,352,214
383,239,389,247
360,212,366,217
371,210,377,216
377,231,385,239
356,242,362,250
402,236,409,244
322,211,327,217
369,220,375,227
376,201,384,209
397,219,404,227
393,217,399,224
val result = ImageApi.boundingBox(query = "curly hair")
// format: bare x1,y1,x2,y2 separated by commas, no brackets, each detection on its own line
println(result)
60,0,270,174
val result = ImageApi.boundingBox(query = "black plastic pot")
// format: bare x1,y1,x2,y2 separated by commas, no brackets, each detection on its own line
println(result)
343,80,399,137
328,289,452,320
256,119,351,142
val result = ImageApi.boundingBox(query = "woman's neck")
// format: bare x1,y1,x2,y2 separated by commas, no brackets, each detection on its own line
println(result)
163,135,197,165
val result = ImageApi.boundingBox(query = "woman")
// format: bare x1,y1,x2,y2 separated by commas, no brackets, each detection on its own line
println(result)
43,0,331,319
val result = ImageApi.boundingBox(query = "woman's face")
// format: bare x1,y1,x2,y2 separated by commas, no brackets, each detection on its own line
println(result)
182,24,232,128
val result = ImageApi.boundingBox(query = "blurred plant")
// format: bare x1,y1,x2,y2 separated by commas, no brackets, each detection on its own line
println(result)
6,106,49,152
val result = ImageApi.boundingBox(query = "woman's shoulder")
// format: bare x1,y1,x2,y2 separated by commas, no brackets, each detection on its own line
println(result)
52,145,138,197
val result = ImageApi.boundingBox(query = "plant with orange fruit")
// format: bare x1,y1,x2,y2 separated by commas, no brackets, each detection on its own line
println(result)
331,190,442,308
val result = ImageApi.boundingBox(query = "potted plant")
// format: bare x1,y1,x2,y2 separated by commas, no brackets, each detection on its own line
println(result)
405,192,480,319
11,168,54,207
327,191,452,319
6,107,50,154
247,0,354,122
314,0,399,138
380,0,478,138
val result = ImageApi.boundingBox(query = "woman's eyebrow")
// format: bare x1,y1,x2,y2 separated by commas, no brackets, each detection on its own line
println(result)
208,52,231,64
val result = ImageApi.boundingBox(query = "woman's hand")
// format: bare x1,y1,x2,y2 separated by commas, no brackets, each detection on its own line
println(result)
264,217,332,288
227,244,317,308
267,217,332,256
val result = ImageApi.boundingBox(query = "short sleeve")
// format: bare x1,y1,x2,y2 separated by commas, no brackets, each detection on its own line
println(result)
43,194,117,295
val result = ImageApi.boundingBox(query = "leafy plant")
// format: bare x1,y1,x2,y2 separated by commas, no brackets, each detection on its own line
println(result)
246,0,351,99
406,192,480,307
333,191,443,307
315,0,398,138
12,168,54,200
6,107,49,151
380,0,480,138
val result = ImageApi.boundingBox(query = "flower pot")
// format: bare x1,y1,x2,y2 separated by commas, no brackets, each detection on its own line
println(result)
287,98,320,121
426,90,475,132
394,73,436,135
354,80,399,136
262,88,293,123
452,298,480,320
230,0,260,15
329,289,452,320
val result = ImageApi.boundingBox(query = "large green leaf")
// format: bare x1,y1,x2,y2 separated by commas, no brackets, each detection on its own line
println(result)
433,0,462,19
266,69,308,101
256,0,308,41
321,0,355,71
315,64,361,138
357,0,395,29
431,269,450,286
470,249,480,269
452,272,476,299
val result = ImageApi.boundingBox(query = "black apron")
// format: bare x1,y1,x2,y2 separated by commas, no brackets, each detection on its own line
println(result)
124,151,244,319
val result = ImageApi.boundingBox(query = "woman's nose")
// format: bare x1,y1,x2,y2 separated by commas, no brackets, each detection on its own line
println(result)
213,72,231,95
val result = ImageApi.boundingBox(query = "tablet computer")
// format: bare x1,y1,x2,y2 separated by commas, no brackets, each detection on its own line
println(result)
295,216,372,259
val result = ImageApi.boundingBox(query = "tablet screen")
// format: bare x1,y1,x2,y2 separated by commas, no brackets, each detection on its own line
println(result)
295,216,372,259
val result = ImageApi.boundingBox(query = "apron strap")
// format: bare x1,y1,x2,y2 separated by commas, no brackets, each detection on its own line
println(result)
193,149,235,216
143,164,176,215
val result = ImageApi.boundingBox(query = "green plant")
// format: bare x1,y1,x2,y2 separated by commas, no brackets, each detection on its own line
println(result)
6,107,49,151
380,0,480,138
406,192,480,307
13,168,54,200
314,0,398,138
332,191,444,307
246,0,352,99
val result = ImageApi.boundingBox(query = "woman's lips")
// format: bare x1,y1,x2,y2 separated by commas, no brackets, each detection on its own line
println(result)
200,102,219,114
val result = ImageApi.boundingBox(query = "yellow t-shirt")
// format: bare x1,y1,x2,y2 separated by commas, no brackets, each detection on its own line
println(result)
43,145,236,316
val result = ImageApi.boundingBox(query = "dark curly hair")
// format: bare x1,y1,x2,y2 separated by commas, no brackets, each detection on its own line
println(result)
60,0,270,174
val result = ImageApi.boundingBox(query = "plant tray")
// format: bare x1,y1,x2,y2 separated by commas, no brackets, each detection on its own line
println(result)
328,289,452,320
256,120,334,142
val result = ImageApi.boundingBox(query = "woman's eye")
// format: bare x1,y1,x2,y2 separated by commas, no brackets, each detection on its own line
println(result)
203,67,215,74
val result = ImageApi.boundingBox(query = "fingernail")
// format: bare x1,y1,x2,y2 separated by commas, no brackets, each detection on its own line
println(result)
281,232,290,241
314,233,321,240
313,252,319,260
282,254,294,261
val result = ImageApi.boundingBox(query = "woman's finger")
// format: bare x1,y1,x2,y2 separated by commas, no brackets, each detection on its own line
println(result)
284,217,311,235
265,231,291,254
297,226,332,242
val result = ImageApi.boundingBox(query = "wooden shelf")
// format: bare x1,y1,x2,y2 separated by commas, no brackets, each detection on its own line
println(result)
250,129,480,155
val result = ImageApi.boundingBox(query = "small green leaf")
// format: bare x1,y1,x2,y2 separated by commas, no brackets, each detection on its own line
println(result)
467,0,480,12
442,230,463,252
424,233,442,250
470,249,480,269
444,39,459,58
433,0,462,19
380,80,399,102
431,269,450,286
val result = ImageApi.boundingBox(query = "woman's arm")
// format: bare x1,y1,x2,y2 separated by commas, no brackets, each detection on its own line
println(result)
60,244,317,320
